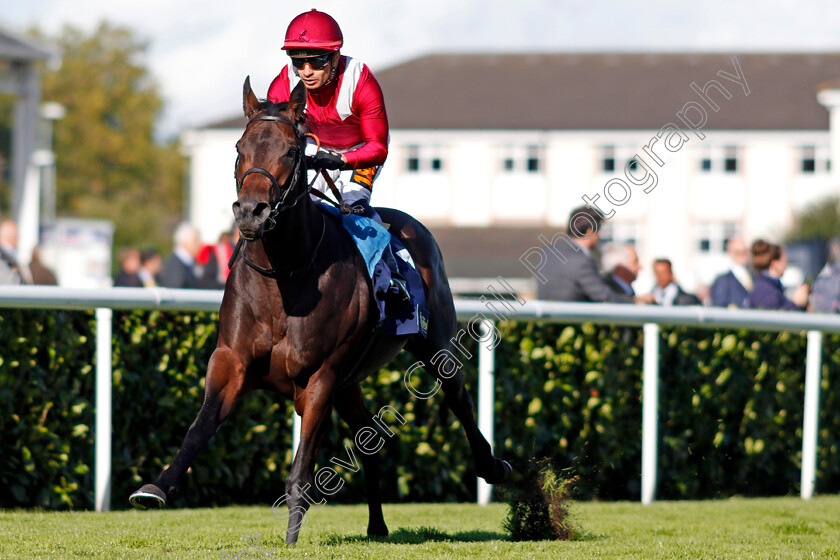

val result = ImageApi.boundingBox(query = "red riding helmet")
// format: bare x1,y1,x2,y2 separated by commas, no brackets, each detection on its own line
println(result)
282,9,343,51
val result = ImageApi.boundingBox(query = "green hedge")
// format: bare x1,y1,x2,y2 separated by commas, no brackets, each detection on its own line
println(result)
1,309,838,510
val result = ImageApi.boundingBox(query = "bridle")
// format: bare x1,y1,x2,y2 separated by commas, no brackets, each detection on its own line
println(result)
235,114,310,233
234,113,326,278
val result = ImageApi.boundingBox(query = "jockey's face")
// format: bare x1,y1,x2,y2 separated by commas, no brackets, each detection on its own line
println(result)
291,51,338,90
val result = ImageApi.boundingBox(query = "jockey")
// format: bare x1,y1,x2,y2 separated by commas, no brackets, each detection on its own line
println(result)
267,8,409,303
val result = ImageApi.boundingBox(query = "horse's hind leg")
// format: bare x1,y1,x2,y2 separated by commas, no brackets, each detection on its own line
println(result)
129,347,246,508
408,334,511,486
334,383,389,537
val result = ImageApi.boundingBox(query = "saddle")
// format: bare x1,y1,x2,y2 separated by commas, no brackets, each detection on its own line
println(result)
318,202,428,337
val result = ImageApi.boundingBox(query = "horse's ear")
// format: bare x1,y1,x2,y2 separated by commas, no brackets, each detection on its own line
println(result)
243,76,260,118
288,81,307,123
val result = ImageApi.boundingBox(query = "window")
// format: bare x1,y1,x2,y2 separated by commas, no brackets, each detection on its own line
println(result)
695,222,740,254
799,146,829,174
499,145,543,173
526,146,540,172
697,147,740,173
405,145,444,173
602,146,616,172
598,221,642,255
723,147,738,173
406,146,419,172
802,146,816,173
627,158,638,171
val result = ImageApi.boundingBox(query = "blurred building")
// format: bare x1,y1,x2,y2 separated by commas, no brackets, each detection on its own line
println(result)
183,53,840,297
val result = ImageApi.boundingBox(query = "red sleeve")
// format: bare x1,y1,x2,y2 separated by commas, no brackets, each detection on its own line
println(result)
342,68,389,169
266,68,291,103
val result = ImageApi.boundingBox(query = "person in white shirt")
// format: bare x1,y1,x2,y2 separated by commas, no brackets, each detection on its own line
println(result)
653,258,701,306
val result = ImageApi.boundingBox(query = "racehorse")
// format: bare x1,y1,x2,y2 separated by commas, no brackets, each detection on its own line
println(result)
130,78,511,544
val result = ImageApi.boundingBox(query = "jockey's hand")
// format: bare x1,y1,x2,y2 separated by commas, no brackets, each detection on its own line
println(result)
310,150,345,170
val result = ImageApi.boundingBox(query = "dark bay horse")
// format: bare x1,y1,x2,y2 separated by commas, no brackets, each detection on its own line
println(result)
130,78,510,544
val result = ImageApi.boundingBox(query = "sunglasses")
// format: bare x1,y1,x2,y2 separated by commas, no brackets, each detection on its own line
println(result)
290,53,333,70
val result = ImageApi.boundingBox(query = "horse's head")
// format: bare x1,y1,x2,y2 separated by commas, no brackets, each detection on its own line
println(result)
232,76,308,241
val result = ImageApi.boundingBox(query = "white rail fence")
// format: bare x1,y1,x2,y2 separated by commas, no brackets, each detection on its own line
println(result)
0,286,837,512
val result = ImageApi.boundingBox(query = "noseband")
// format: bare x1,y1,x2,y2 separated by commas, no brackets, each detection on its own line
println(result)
236,114,309,232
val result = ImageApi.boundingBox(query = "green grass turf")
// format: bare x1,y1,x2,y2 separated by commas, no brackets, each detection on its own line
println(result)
1,497,839,559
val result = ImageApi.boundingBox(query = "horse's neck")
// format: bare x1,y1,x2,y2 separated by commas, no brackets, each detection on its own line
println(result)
263,199,323,273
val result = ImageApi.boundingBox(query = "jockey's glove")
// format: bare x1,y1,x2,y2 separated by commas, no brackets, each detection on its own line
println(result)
310,150,345,170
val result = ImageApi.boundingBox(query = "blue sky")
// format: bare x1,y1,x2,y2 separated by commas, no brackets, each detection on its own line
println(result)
3,0,839,137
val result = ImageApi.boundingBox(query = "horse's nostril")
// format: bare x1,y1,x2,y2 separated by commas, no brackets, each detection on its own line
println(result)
253,202,269,219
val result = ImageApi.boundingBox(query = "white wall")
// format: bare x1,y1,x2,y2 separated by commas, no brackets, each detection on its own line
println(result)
183,126,836,293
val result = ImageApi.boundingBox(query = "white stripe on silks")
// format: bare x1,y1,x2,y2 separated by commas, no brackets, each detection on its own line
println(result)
335,57,364,121
287,64,301,92
286,57,364,121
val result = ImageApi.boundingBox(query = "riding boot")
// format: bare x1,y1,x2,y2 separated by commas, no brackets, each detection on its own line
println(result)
382,244,411,304
350,198,411,305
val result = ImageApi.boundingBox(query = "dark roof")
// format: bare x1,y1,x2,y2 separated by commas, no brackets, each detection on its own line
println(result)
207,115,248,129
204,52,840,132
376,53,839,131
0,28,54,61
427,225,559,279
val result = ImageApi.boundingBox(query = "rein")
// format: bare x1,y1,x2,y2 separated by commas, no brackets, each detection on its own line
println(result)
236,115,309,231
232,113,362,279
233,114,328,279
240,210,327,278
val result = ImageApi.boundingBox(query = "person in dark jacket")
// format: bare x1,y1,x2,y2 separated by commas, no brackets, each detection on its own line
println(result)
710,238,752,307
652,258,701,306
536,207,636,303
27,246,58,285
601,242,645,300
159,223,203,289
113,247,143,287
746,240,808,311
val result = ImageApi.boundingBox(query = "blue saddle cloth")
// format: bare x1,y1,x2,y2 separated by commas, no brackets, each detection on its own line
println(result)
319,203,428,337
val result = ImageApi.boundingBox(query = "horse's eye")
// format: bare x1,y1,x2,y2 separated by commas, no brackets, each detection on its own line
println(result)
287,147,299,160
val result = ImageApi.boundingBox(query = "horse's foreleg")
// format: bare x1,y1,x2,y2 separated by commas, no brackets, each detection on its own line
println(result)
334,383,388,537
282,376,334,545
129,347,246,509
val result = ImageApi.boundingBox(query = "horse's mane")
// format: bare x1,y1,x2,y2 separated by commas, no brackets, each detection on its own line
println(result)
255,98,309,135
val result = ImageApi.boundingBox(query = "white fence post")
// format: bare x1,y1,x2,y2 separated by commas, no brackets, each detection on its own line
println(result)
801,330,823,499
477,319,496,505
5,290,840,508
95,307,112,512
292,413,301,459
641,323,660,505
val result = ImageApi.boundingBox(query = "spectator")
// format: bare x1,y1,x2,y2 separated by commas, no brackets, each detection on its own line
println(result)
114,247,143,287
160,223,203,289
809,236,840,313
746,240,808,310
138,248,162,288
652,258,701,306
27,246,58,285
0,219,23,285
198,228,238,289
601,243,643,299
710,238,751,308
536,207,634,303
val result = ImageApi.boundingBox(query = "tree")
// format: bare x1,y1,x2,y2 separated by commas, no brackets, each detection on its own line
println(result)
784,195,840,243
38,22,183,254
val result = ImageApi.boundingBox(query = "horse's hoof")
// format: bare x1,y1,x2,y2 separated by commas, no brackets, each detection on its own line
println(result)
479,458,512,485
499,460,512,483
367,523,389,538
129,484,167,510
